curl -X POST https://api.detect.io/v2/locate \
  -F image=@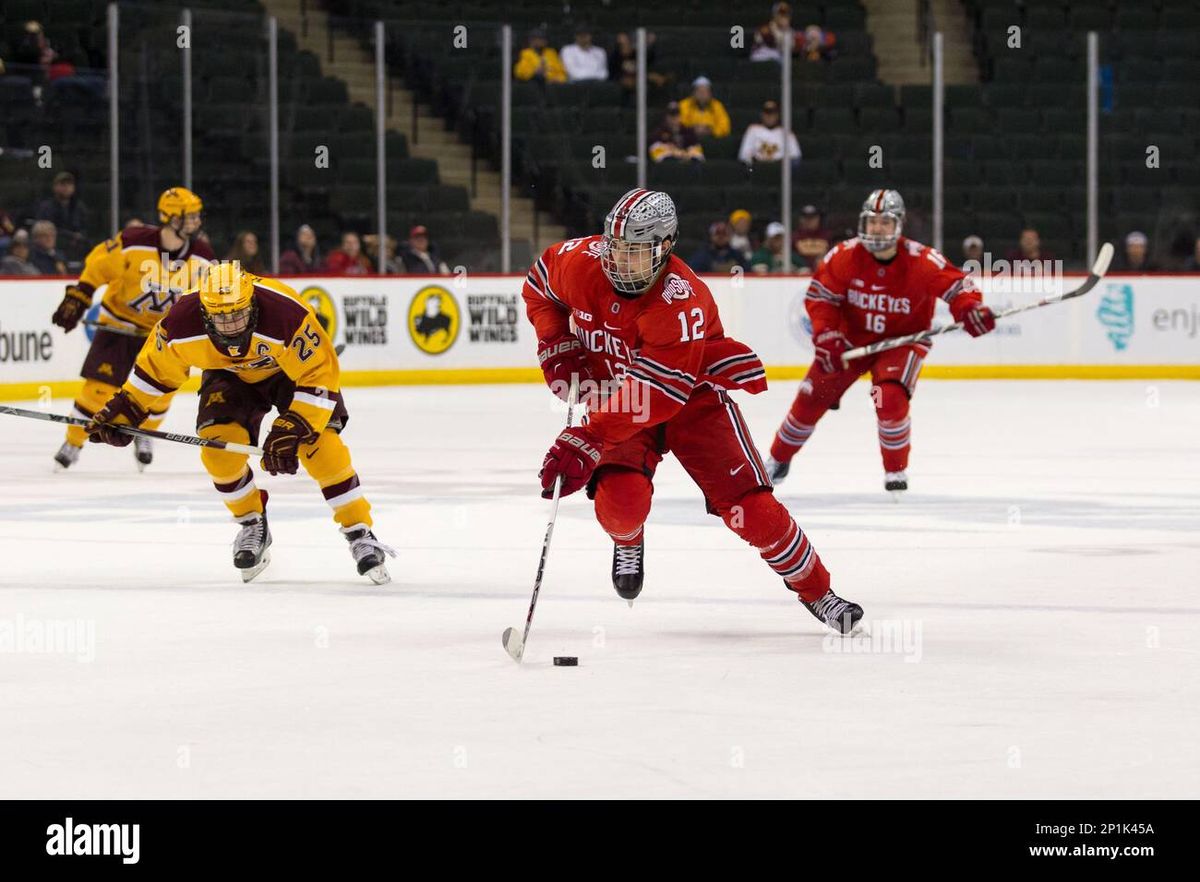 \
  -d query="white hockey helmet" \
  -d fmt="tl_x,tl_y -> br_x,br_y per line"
601,188 -> 678,295
858,189 -> 905,253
